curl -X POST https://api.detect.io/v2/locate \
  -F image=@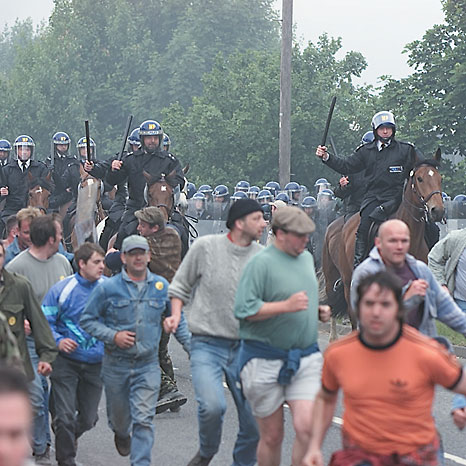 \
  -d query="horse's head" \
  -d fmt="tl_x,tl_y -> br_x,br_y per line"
408,148 -> 444,222
27,171 -> 53,212
143,170 -> 175,221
